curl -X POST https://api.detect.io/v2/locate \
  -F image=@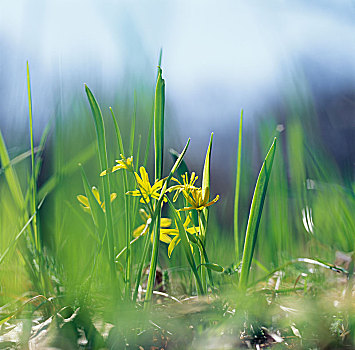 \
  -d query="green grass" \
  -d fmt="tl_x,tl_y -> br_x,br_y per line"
0,62 -> 354,349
